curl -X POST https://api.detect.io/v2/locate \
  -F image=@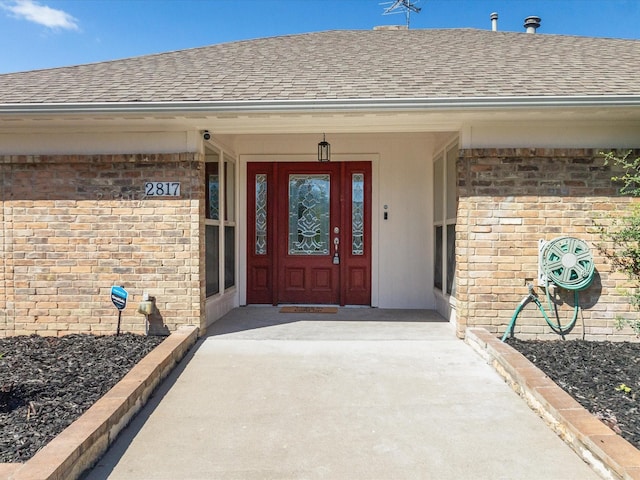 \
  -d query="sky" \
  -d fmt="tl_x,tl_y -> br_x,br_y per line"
0,0 -> 638,74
